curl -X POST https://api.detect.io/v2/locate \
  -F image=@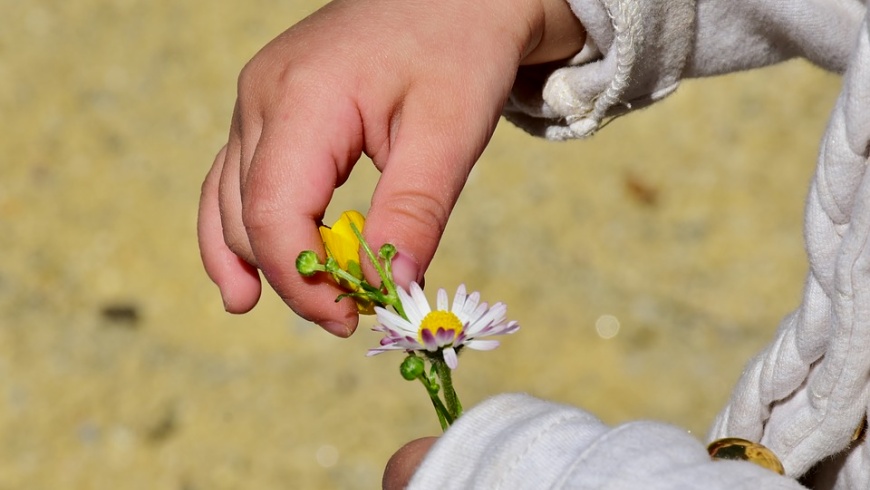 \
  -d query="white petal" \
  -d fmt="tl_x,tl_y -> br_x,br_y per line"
376,306 -> 417,335
366,345 -> 405,356
459,291 -> 480,319
465,301 -> 488,325
451,284 -> 467,315
399,285 -> 425,325
409,282 -> 432,318
466,303 -> 507,336
464,339 -> 500,351
493,320 -> 520,335
436,288 -> 449,311
443,347 -> 458,369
